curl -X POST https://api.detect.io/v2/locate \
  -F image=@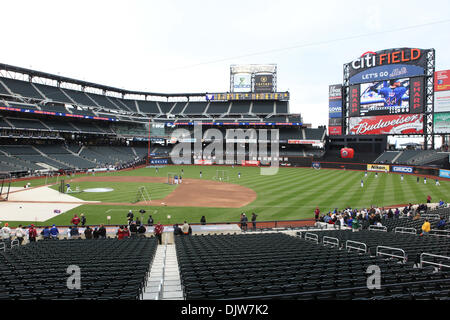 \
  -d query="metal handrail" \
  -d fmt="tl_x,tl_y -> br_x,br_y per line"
305,233 -> 319,244
376,246 -> 407,263
323,236 -> 339,248
420,214 -> 440,220
429,229 -> 450,238
420,253 -> 450,269
10,239 -> 19,249
394,227 -> 417,235
368,225 -> 387,232
346,240 -> 367,254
